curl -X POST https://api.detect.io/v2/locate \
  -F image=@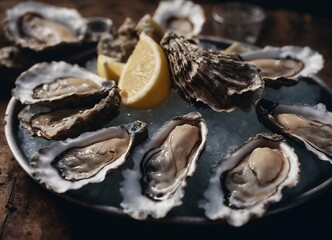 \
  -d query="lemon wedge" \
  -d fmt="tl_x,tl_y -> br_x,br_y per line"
97,54 -> 125,82
118,32 -> 171,109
